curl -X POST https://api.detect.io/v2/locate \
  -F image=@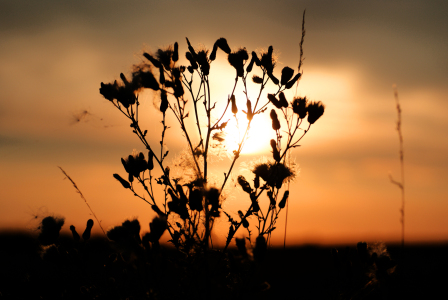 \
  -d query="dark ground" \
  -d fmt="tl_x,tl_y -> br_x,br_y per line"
0,231 -> 447,299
